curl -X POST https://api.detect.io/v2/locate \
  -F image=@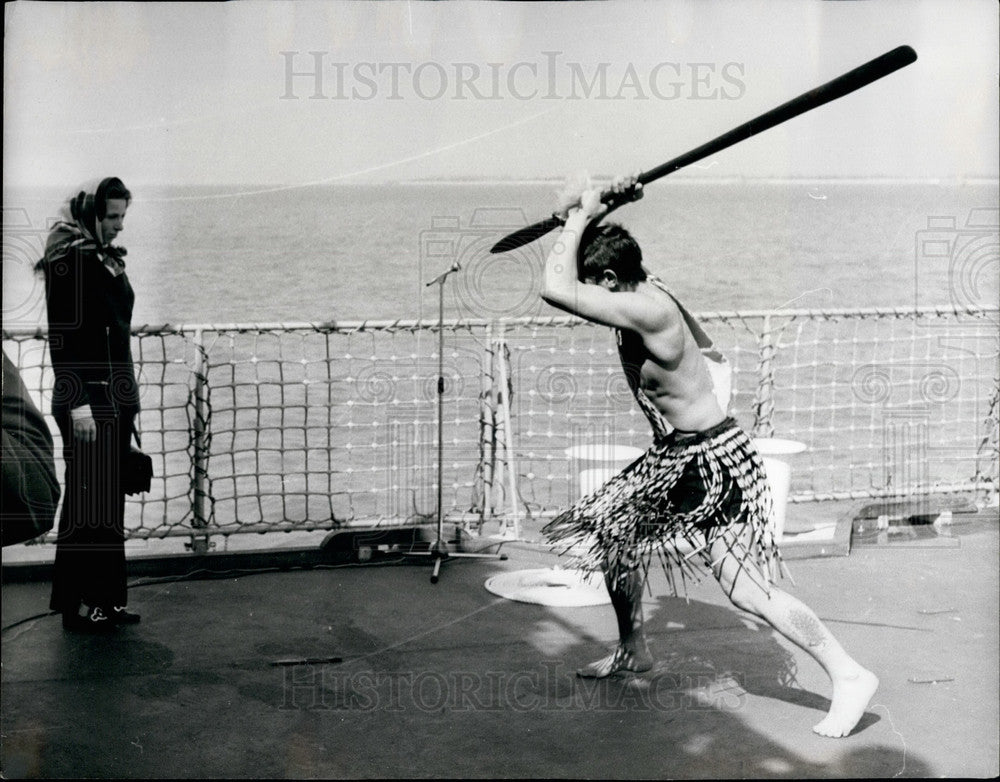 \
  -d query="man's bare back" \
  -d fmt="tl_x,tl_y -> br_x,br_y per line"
617,282 -> 726,433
